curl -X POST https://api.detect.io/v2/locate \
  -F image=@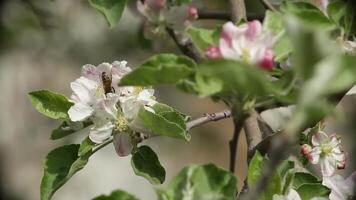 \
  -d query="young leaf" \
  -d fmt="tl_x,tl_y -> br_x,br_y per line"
292,172 -> 319,189
195,60 -> 271,97
285,15 -> 338,80
345,1 -> 356,36
137,103 -> 190,140
119,54 -> 196,86
131,146 -> 166,184
247,151 -> 264,187
156,164 -> 237,200
296,183 -> 330,199
28,90 -> 73,120
88,0 -> 127,28
187,27 -> 220,50
327,1 -> 347,28
40,144 -> 91,200
281,2 -> 334,29
263,11 -> 292,62
79,137 -> 97,157
93,189 -> 139,200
